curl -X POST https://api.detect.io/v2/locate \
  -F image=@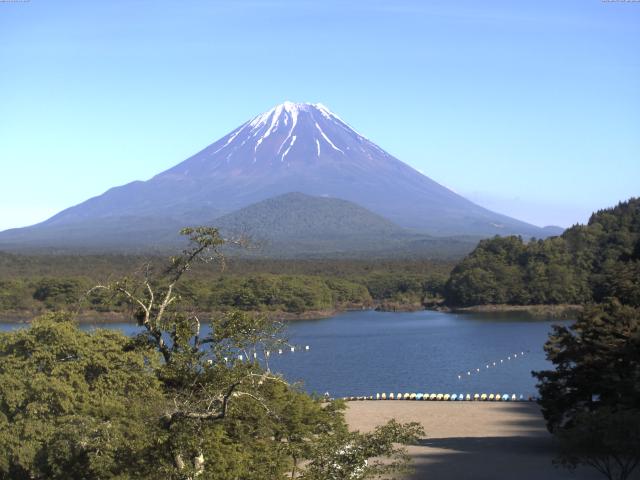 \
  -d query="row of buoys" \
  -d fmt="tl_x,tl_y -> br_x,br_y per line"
216,345 -> 311,363
457,351 -> 527,380
342,393 -> 533,402
267,345 -> 311,358
278,345 -> 311,355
